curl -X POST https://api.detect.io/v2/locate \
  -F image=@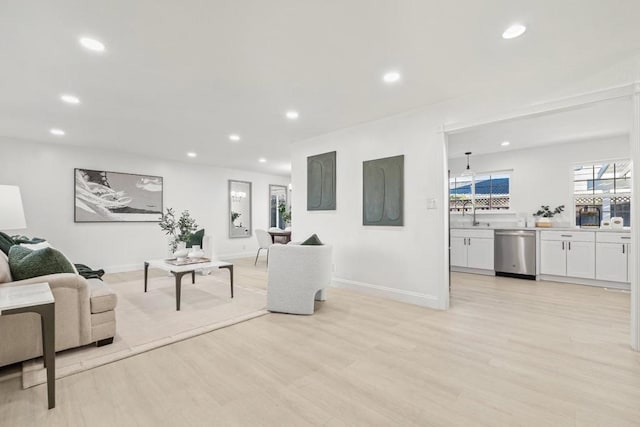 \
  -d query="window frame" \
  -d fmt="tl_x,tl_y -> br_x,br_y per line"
449,169 -> 512,213
572,158 -> 632,226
